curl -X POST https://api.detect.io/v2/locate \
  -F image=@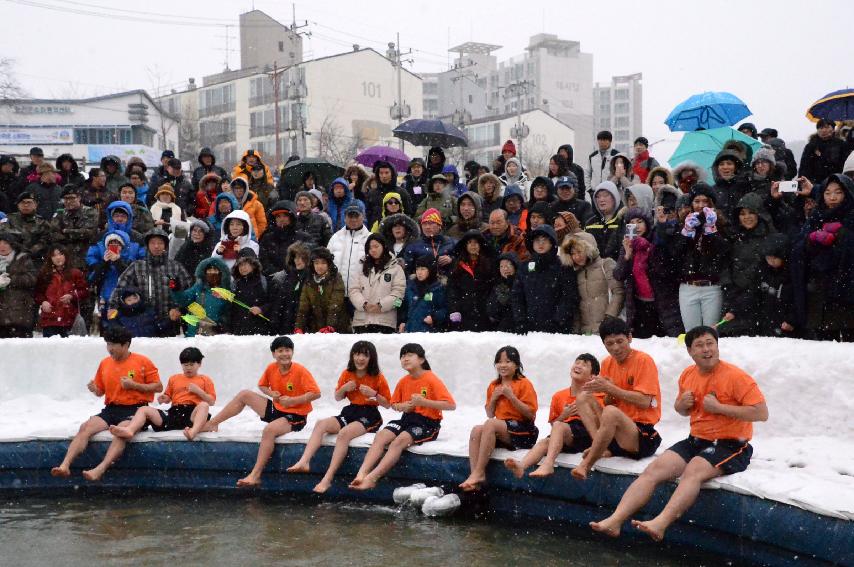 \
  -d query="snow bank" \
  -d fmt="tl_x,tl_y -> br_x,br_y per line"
1,332 -> 852,519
